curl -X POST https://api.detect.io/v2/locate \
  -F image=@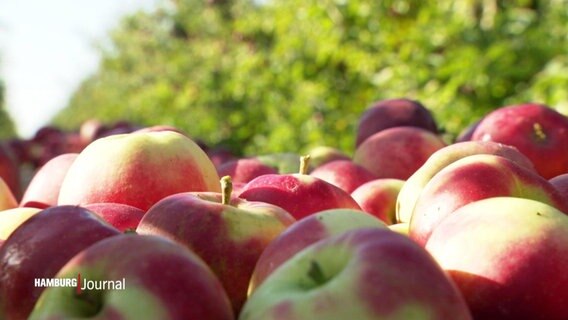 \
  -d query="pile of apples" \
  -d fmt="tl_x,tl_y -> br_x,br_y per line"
0,99 -> 567,320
